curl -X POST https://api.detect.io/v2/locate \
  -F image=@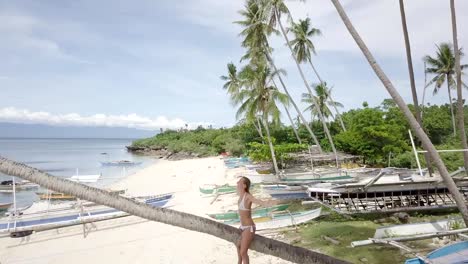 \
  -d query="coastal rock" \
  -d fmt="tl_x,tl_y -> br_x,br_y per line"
126,145 -> 205,161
